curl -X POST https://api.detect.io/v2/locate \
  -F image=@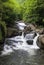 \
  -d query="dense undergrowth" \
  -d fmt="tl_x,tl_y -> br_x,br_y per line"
0,0 -> 44,26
